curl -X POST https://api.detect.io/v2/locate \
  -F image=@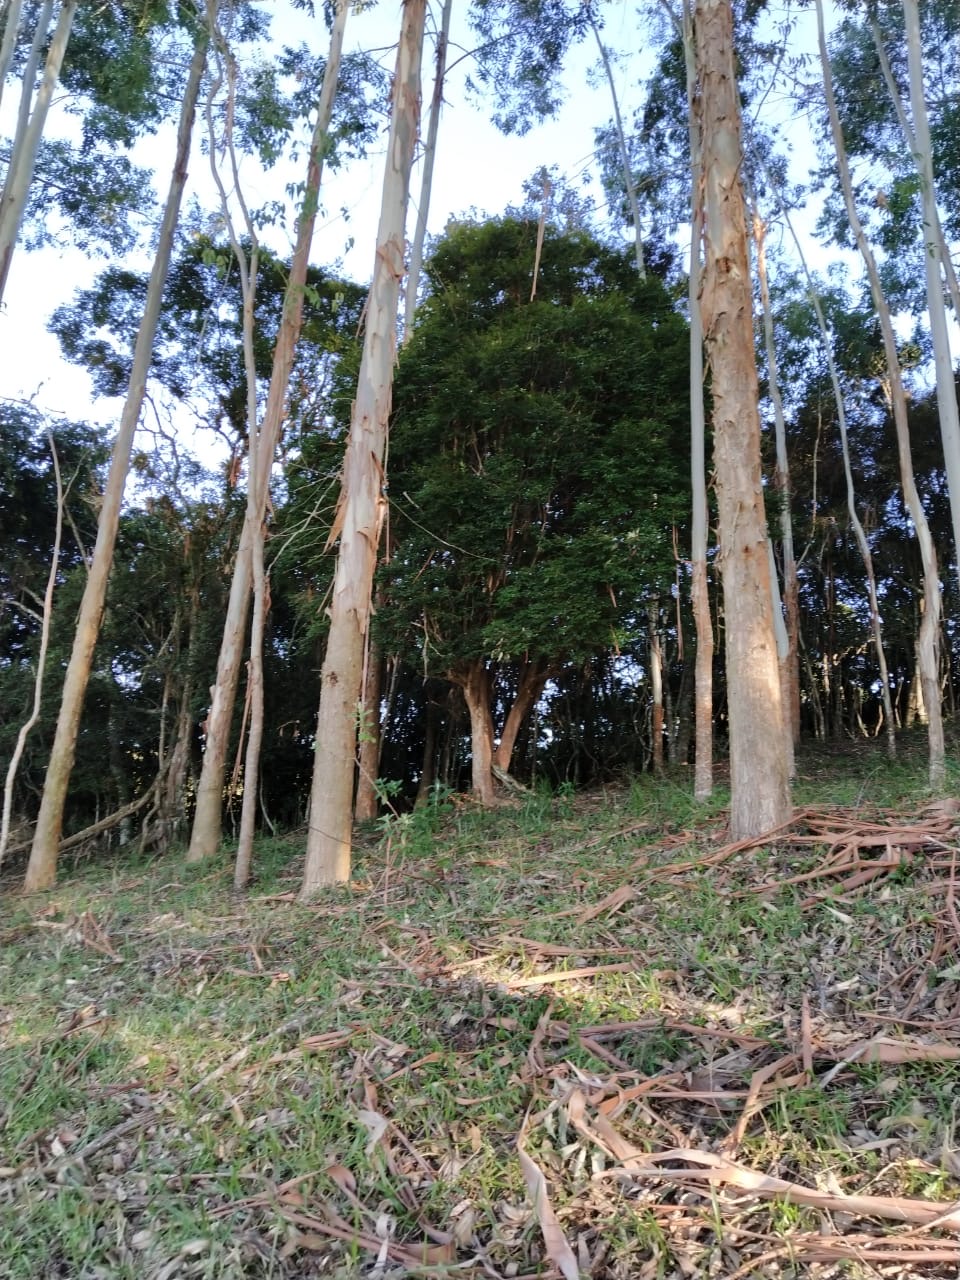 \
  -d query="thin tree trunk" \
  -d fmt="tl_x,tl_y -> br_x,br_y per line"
589,11 -> 644,278
403,0 -> 452,341
201,8 -> 265,890
648,601 -> 664,774
414,696 -> 440,807
188,0 -> 350,862
816,0 -> 944,788
766,540 -> 796,780
0,431 -> 62,866
754,211 -> 800,746
301,0 -> 425,896
24,34 -> 207,892
759,156 -> 897,762
458,662 -> 495,806
682,0 -> 713,803
354,637 -> 383,821
902,0 -> 960,584
694,0 -> 791,839
0,0 -> 25,115
0,0 -> 76,304
491,659 -> 551,774
871,20 -> 960,332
